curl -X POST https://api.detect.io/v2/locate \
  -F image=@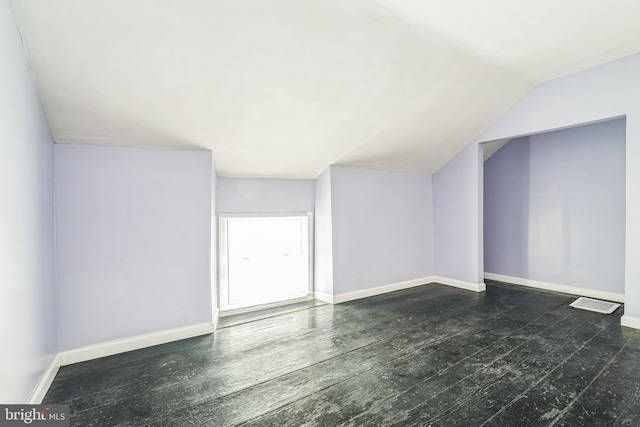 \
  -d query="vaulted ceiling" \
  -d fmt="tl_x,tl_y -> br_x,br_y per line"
10,0 -> 640,178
